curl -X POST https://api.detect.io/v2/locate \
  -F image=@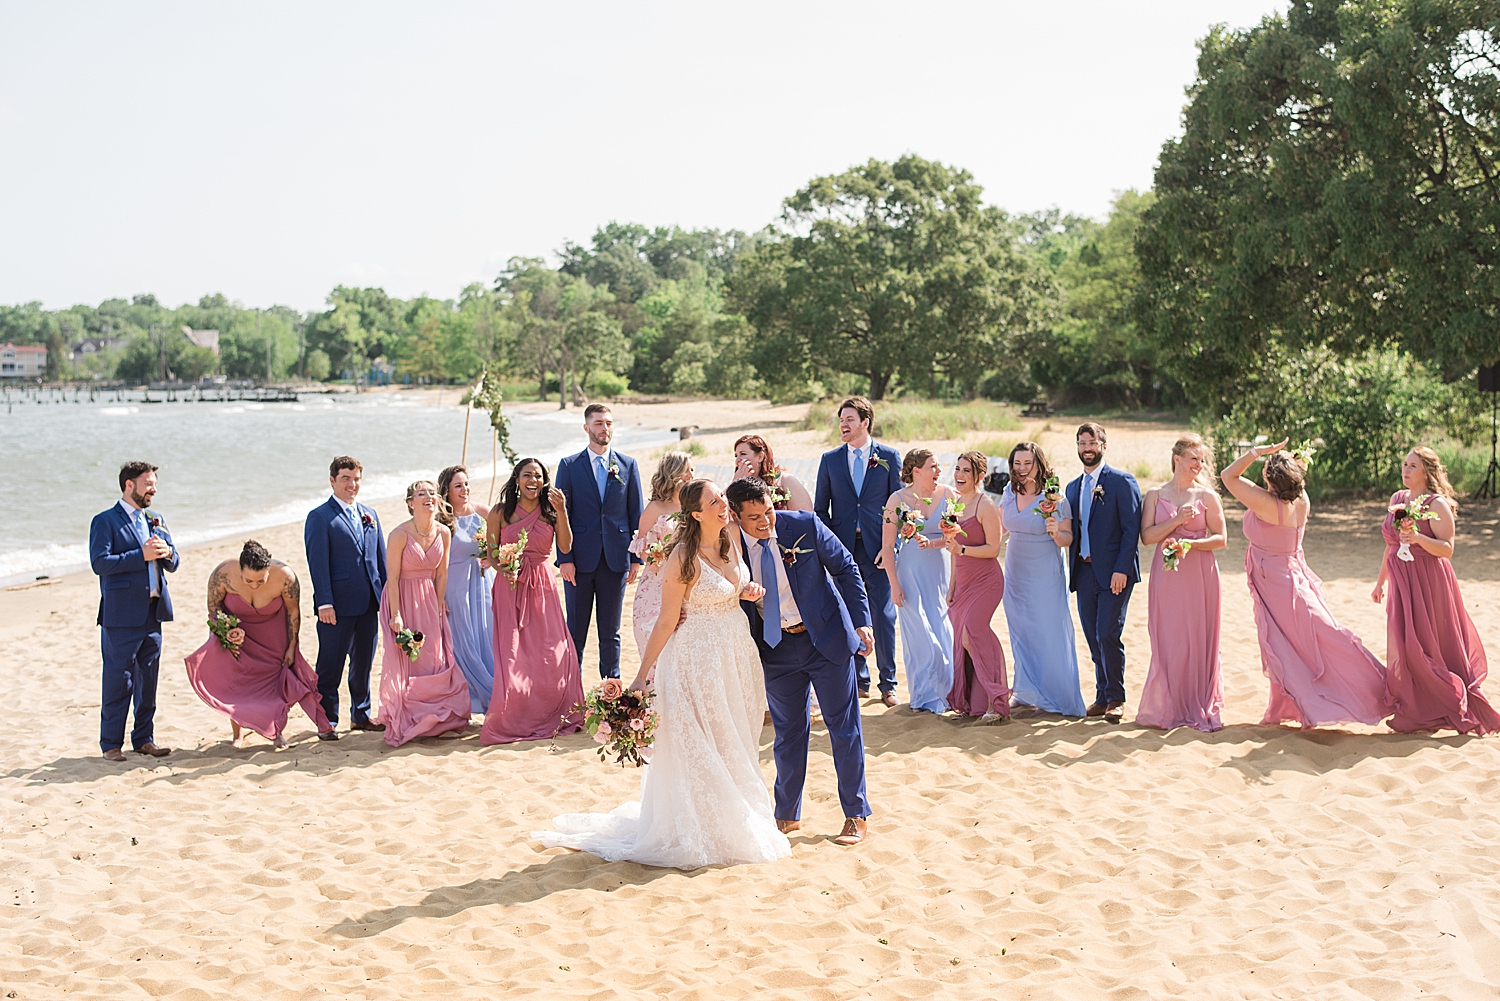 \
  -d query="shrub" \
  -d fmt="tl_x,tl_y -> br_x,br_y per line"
304,349 -> 331,382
